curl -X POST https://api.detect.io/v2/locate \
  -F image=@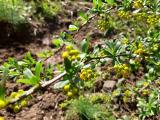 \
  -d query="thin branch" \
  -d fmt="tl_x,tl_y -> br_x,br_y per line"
41,71 -> 67,87
9,85 -> 39,104
85,53 -> 128,63
9,72 -> 67,104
